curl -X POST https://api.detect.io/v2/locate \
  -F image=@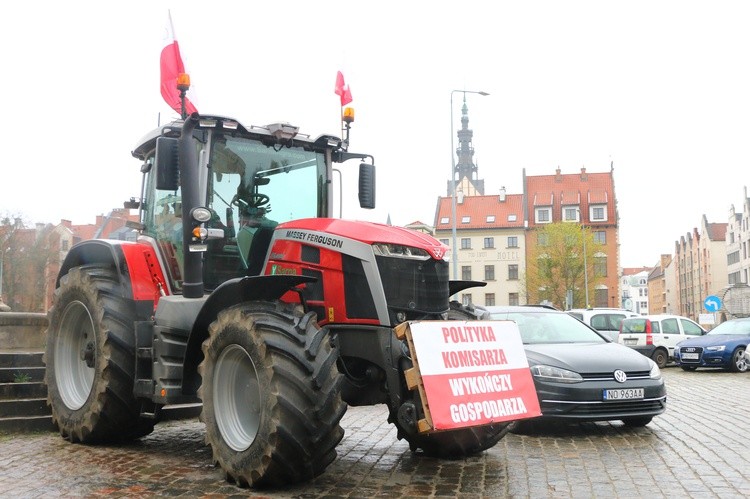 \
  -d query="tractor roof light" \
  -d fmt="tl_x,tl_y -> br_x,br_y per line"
267,122 -> 299,141
343,107 -> 355,123
177,73 -> 191,91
